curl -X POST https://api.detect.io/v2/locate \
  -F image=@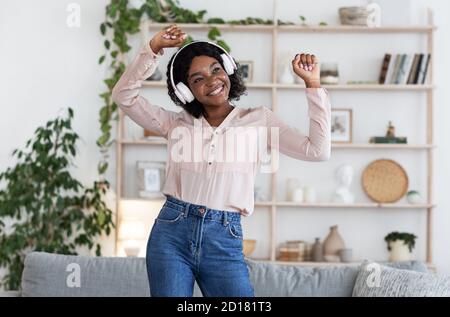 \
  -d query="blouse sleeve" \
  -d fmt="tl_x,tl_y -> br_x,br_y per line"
264,88 -> 331,161
111,43 -> 178,139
